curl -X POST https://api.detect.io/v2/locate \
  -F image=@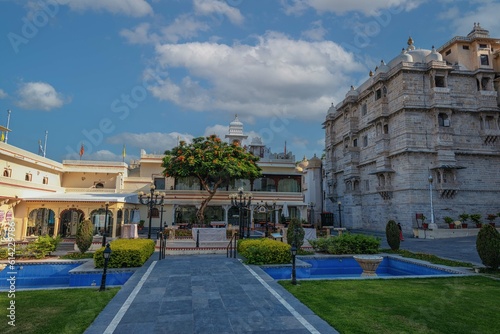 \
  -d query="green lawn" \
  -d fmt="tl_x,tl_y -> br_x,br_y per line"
0,288 -> 119,334
281,276 -> 500,334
